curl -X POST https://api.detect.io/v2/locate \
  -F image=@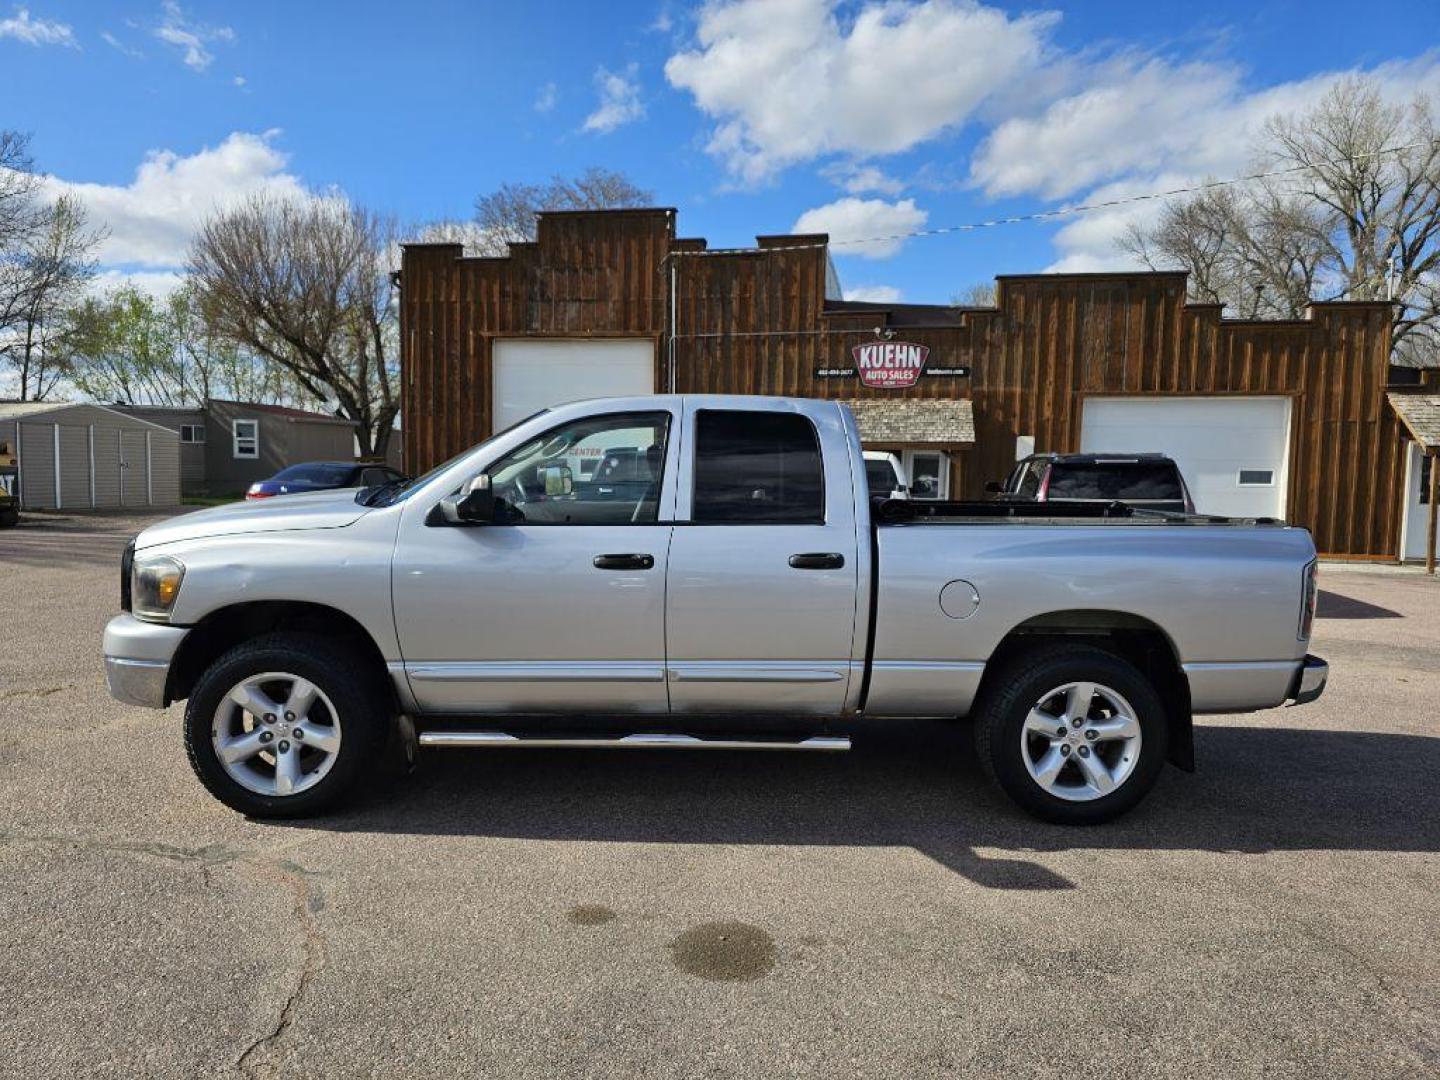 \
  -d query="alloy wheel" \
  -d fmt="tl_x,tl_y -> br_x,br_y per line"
211,671 -> 343,797
1020,680 -> 1142,802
